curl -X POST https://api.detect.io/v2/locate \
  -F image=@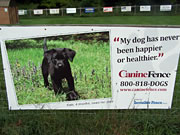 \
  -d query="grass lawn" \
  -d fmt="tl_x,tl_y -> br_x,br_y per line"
6,35 -> 111,105
19,15 -> 180,25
